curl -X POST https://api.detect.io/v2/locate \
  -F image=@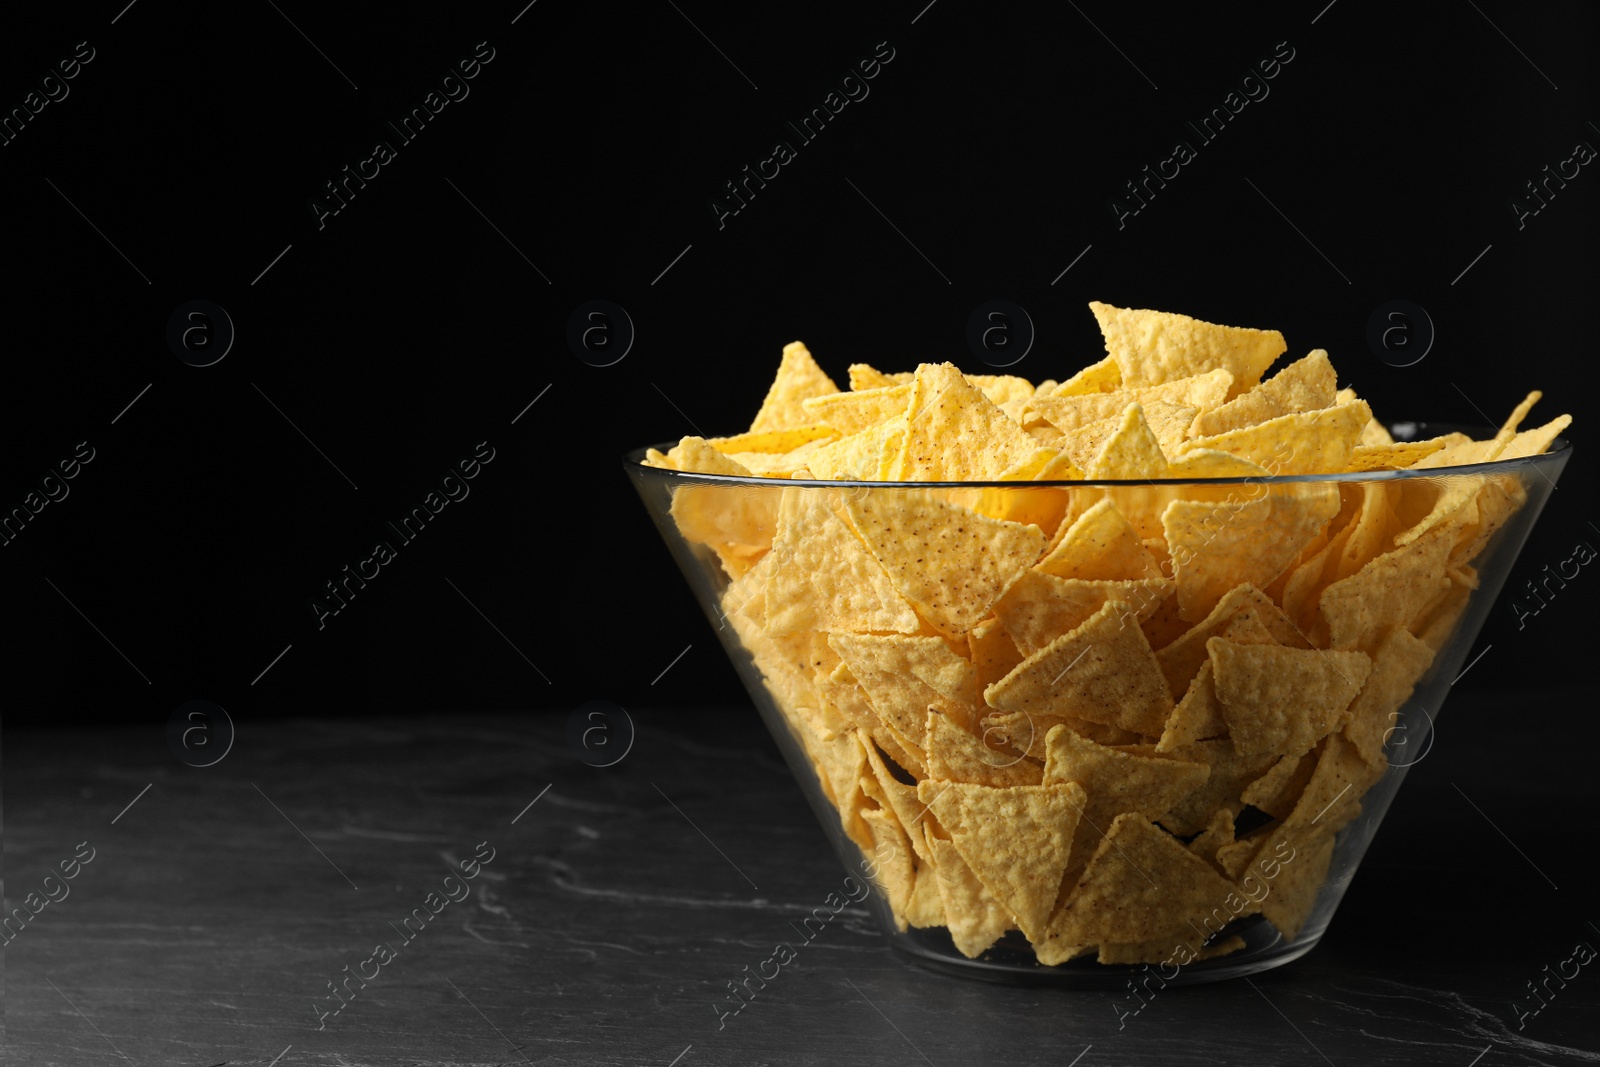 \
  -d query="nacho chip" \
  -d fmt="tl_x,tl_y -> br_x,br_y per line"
829,633 -> 983,744
1347,439 -> 1449,471
1152,738 -> 1281,836
985,600 -> 1174,737
1153,583 -> 1307,698
1042,725 -> 1210,870
1155,661 -> 1229,752
1258,832 -> 1334,942
1341,626 -> 1435,768
925,708 -> 1042,788
1089,302 -> 1286,399
1052,355 -> 1122,397
1028,369 -> 1233,433
1190,350 -> 1337,437
967,617 -> 1025,689
860,806 -> 918,930
751,341 -> 840,432
1164,484 -> 1340,622
1084,403 -> 1173,480
1046,812 -> 1245,949
710,424 -> 838,455
1182,401 -> 1371,474
917,780 -> 1087,942
765,489 -> 920,635
1208,639 -> 1372,757
846,490 -> 1045,634
1320,511 -> 1465,652
891,362 -> 1040,481
1036,498 -> 1164,581
803,415 -> 908,481
849,363 -> 913,391
927,833 -> 1014,958
1239,749 -> 1316,819
995,571 -> 1171,656
801,383 -> 911,436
